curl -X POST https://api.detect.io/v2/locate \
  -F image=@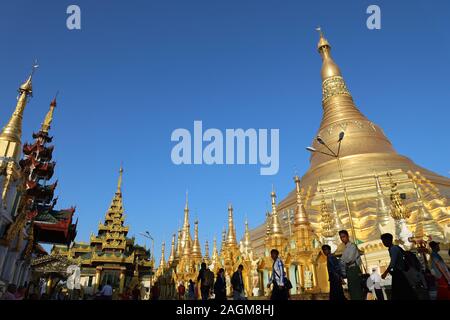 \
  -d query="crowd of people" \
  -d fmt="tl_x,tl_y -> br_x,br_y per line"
170,249 -> 291,301
323,230 -> 450,301
2,231 -> 448,301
